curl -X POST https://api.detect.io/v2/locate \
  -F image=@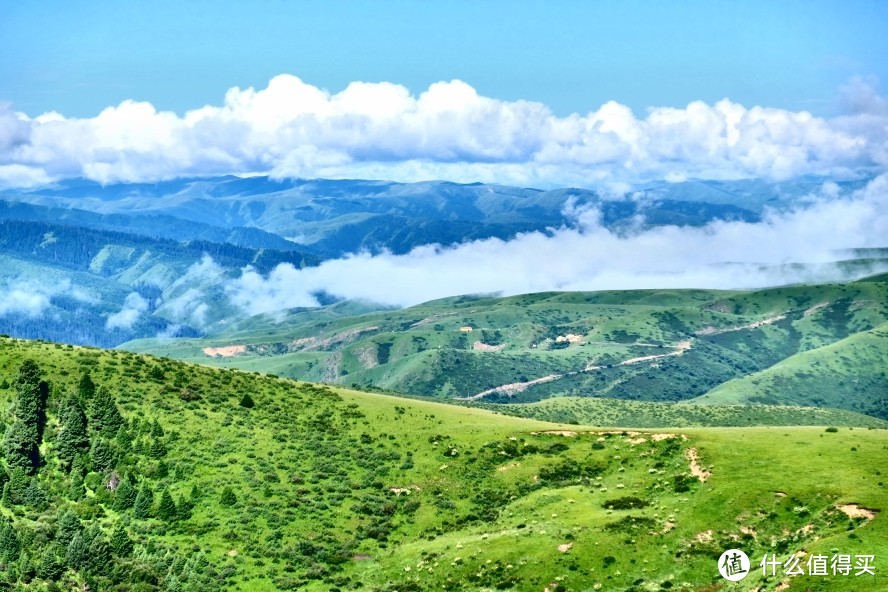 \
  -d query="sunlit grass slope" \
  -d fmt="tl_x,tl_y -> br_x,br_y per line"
0,337 -> 885,591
